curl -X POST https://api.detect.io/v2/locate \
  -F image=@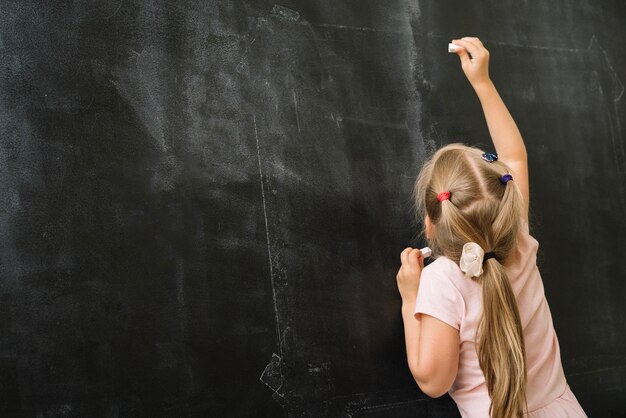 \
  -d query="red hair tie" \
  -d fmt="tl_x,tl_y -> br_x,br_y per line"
437,191 -> 451,202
